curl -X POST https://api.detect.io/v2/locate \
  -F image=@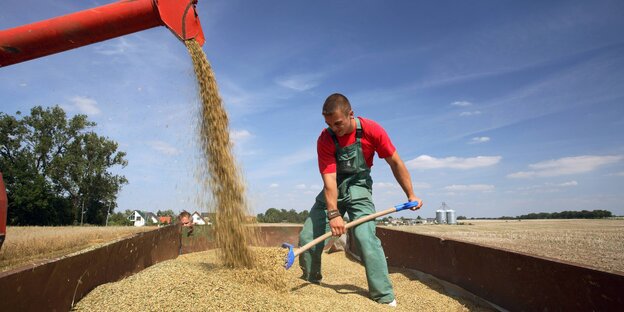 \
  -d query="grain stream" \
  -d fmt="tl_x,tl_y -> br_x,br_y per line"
185,39 -> 256,268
